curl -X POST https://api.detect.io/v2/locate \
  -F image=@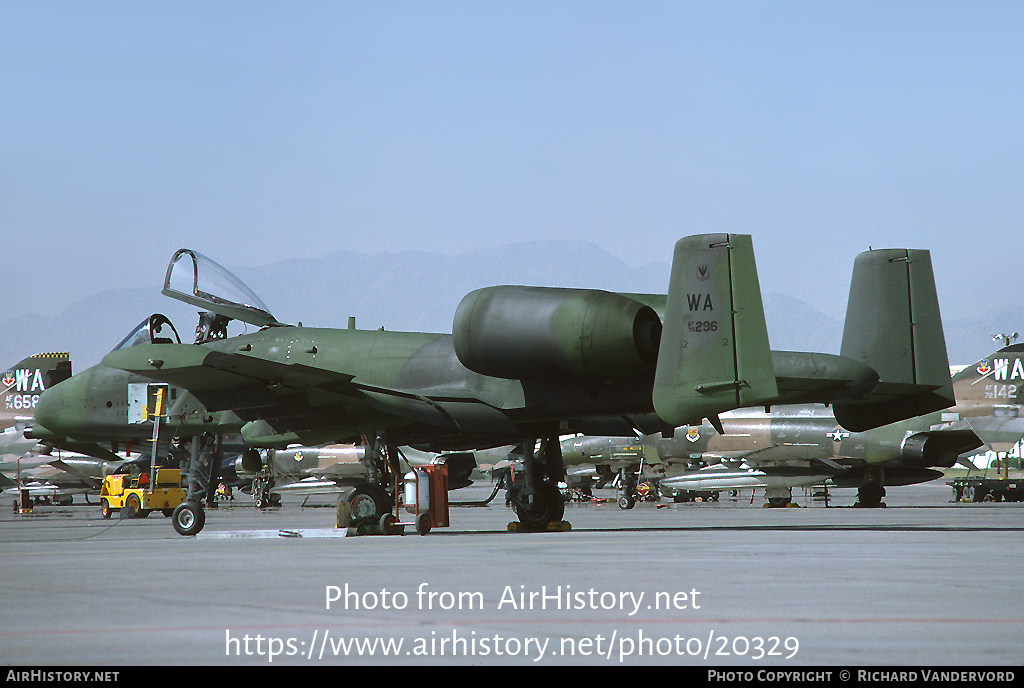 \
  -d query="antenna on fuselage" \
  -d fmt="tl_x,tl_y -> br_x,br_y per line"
992,333 -> 1019,348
